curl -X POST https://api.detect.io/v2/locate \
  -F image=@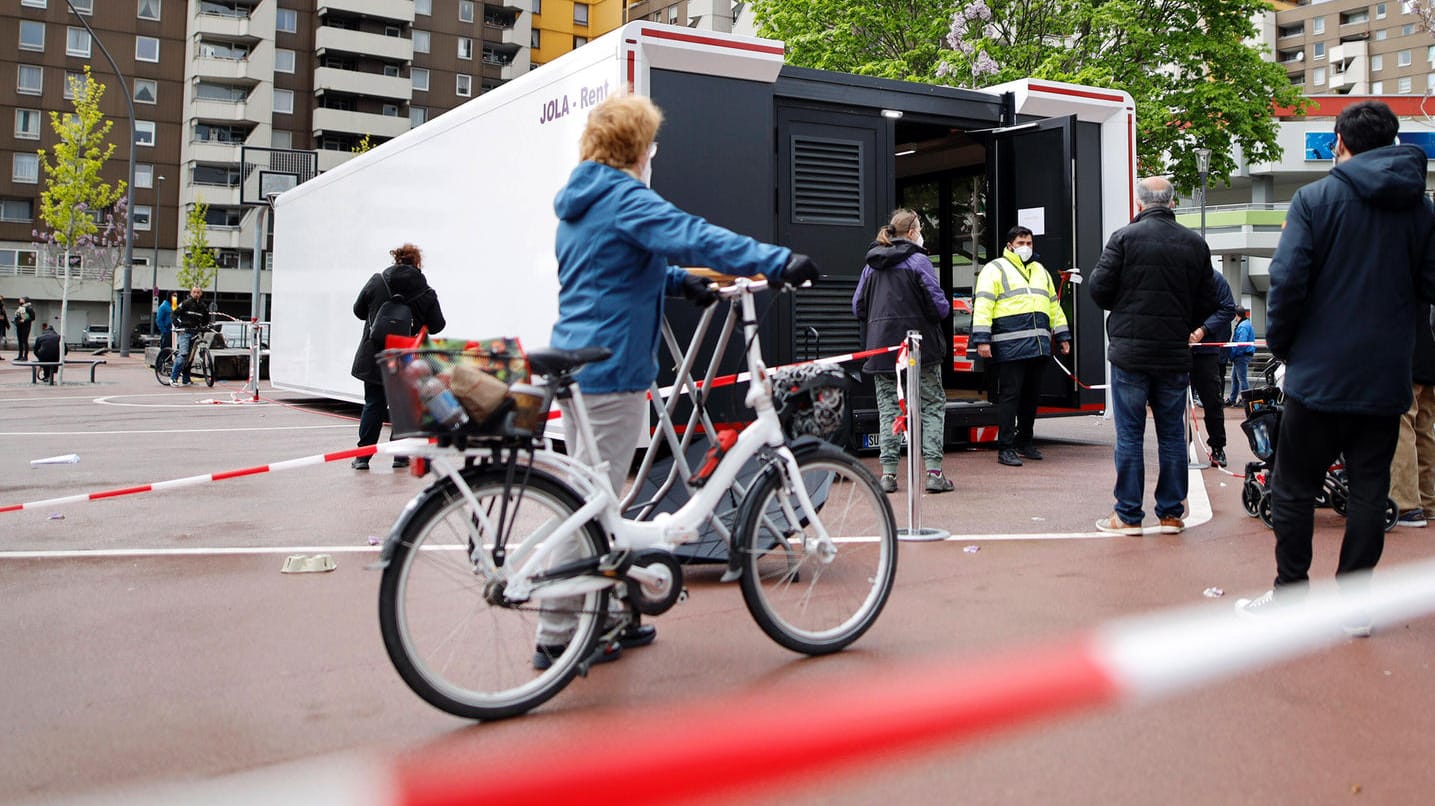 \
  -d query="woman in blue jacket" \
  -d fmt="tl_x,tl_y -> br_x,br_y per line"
539,94 -> 819,669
